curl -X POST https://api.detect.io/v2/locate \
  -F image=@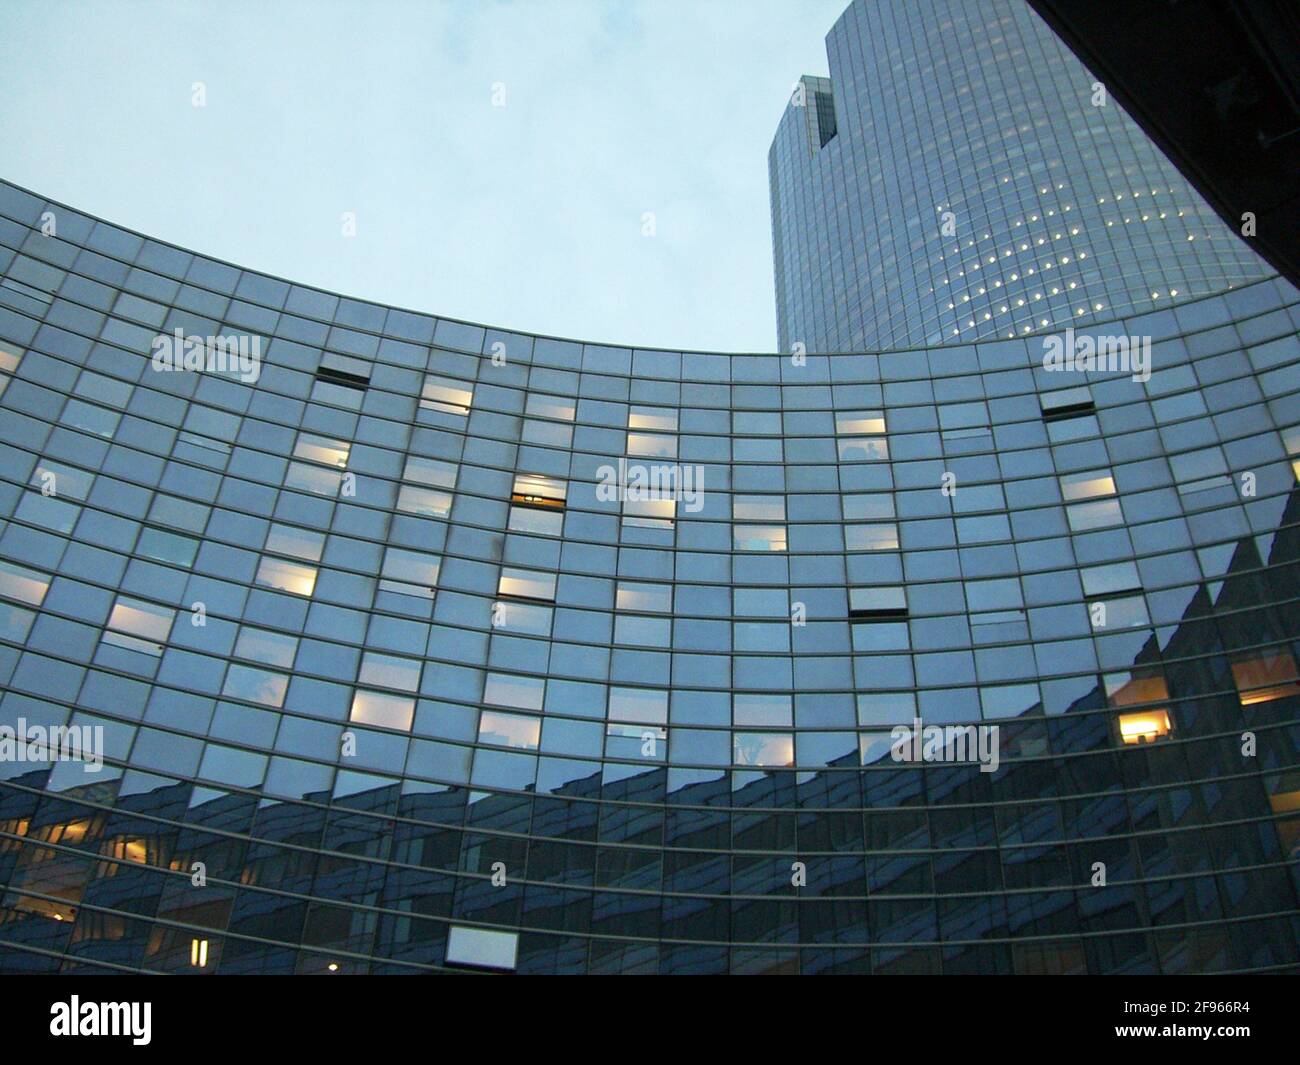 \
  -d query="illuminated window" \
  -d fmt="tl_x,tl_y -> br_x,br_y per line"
293,432 -> 350,468
627,432 -> 677,458
445,926 -> 517,971
1283,425 -> 1300,481
0,560 -> 50,606
420,374 -> 473,415
497,567 -> 556,602
836,409 -> 886,435
616,581 -> 672,613
349,690 -> 414,731
1060,469 -> 1116,501
623,497 -> 676,529
1231,649 -> 1300,705
1118,709 -> 1172,744
103,596 -> 174,656
628,406 -> 678,432
511,473 -> 566,509
255,557 -> 317,596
